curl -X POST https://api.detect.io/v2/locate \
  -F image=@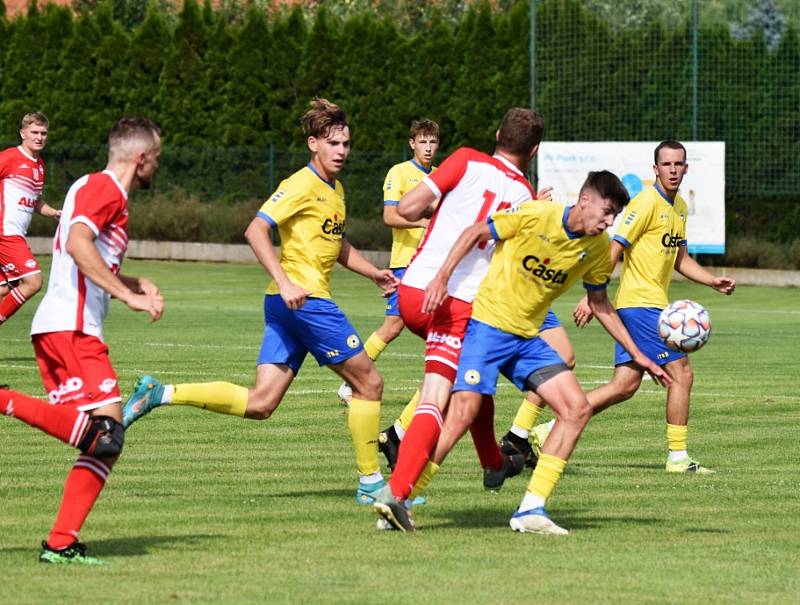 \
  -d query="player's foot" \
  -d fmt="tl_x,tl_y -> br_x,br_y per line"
355,479 -> 386,505
378,426 -> 400,471
665,456 -> 716,474
531,422 -> 552,456
122,375 -> 166,428
500,432 -> 538,469
39,541 -> 106,565
509,507 -> 568,535
337,381 -> 352,406
483,453 -> 525,492
373,485 -> 415,532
